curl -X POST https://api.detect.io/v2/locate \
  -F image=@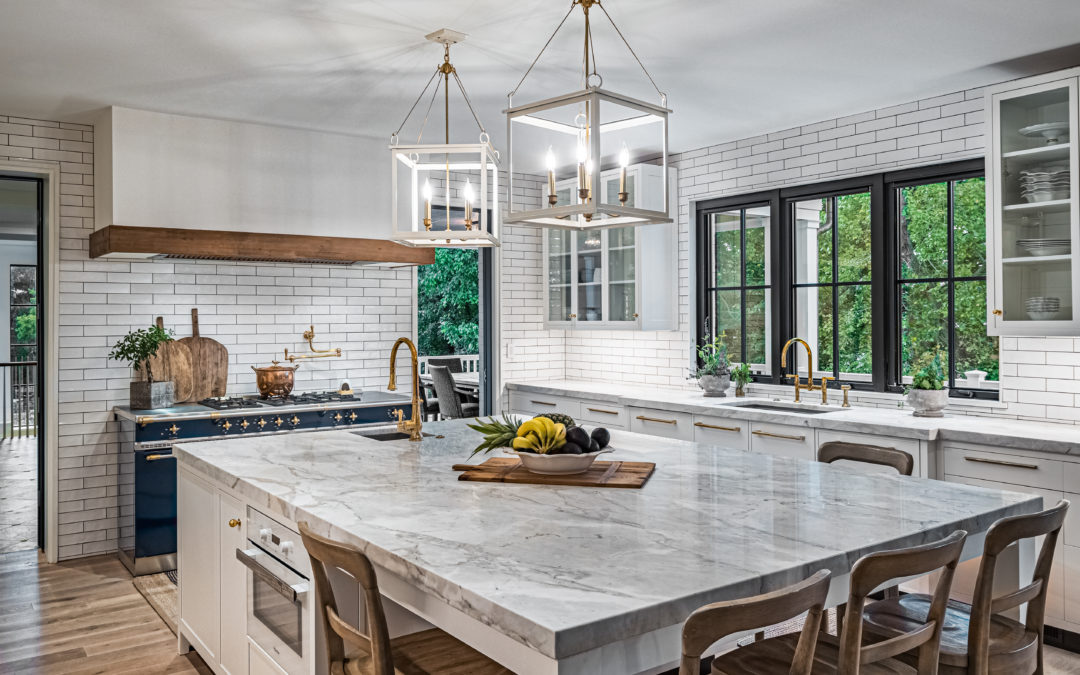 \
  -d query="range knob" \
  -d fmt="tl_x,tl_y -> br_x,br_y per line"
280,541 -> 294,555
259,528 -> 272,541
